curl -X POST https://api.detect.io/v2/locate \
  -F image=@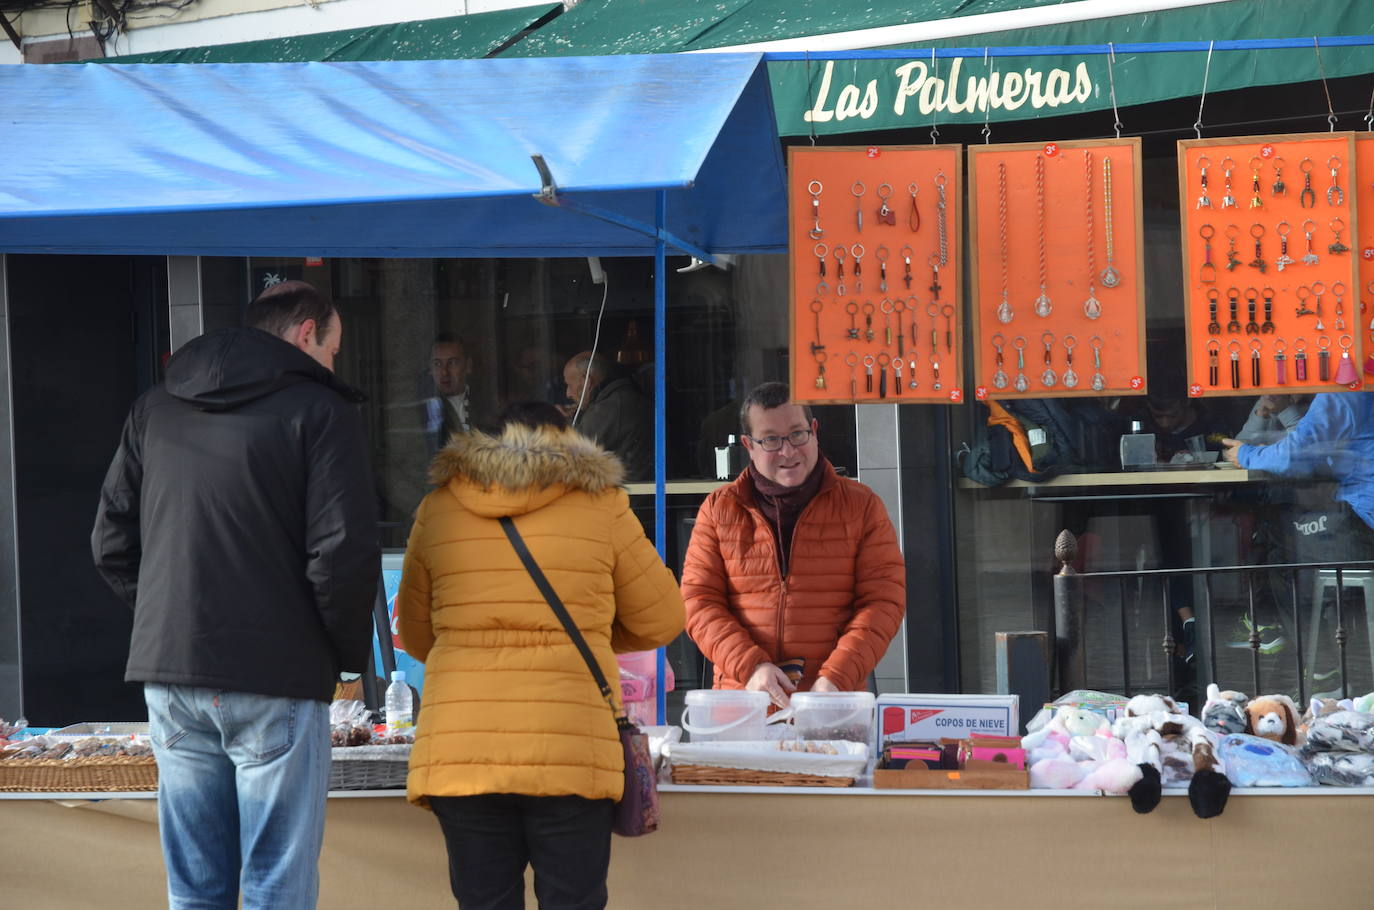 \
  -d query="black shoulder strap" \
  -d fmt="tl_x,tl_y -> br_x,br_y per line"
499,516 -> 622,718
